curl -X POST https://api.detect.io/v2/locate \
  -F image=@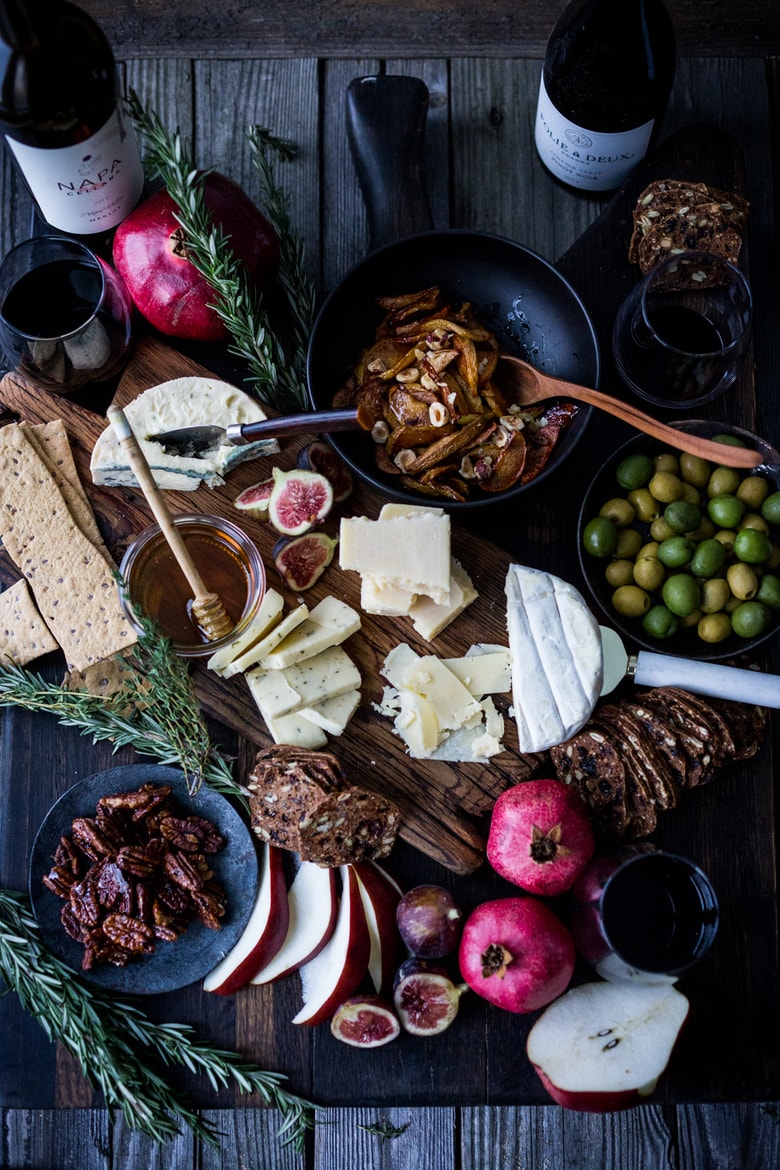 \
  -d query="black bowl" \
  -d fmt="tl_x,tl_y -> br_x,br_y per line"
29,764 -> 258,994
578,421 -> 780,662
307,229 -> 600,510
